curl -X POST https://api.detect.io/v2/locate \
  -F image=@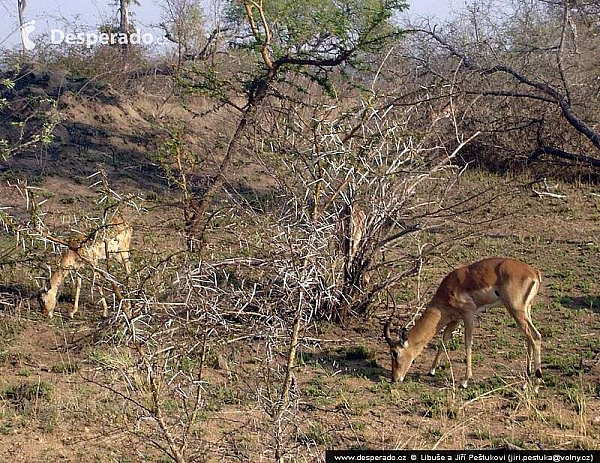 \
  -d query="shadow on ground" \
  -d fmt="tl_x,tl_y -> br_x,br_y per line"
297,348 -> 388,382
559,295 -> 600,313
0,283 -> 37,299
